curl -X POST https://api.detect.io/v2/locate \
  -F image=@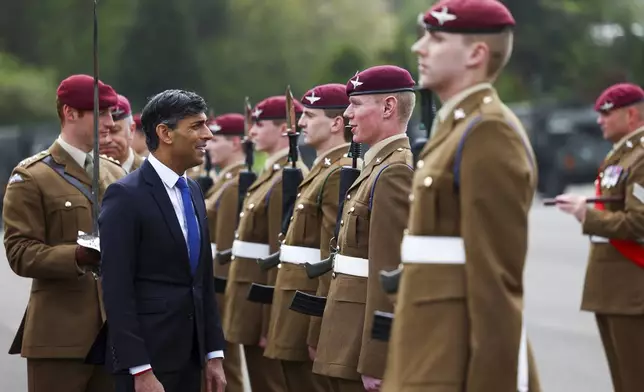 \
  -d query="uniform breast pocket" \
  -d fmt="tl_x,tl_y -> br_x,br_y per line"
45,194 -> 93,243
413,171 -> 459,235
346,201 -> 370,249
291,200 -> 320,245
